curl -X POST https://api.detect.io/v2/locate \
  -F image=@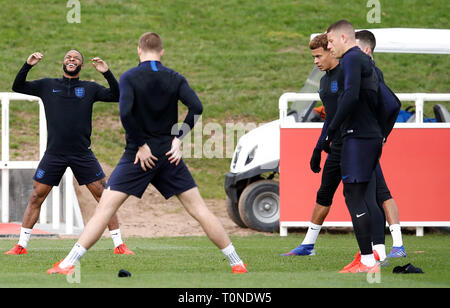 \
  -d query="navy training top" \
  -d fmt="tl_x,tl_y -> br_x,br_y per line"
119,60 -> 203,158
327,46 -> 382,139
12,62 -> 119,155
315,63 -> 344,150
